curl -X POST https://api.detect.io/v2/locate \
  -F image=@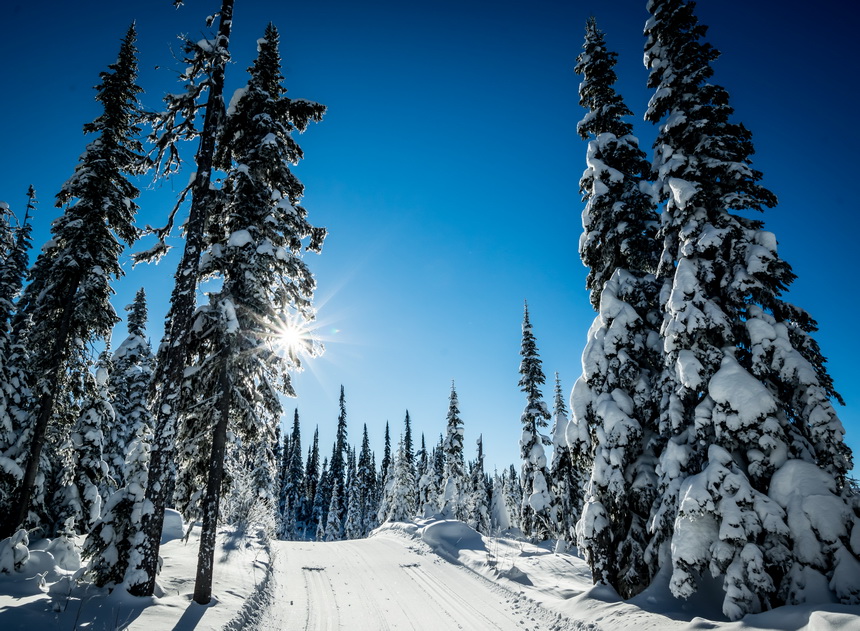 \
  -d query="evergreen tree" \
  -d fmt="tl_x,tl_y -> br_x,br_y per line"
129,1 -> 235,598
432,435 -> 445,508
311,458 -> 330,540
343,473 -> 362,539
571,18 -> 662,598
303,426 -> 320,534
503,464 -> 522,531
466,436 -> 490,534
518,303 -> 553,540
0,189 -> 34,515
327,386 -> 349,535
548,374 -> 577,543
380,421 -> 392,491
356,424 -> 376,536
1,25 -> 145,539
177,23 -> 325,603
84,309 -> 154,588
280,409 -> 304,539
577,19 -> 658,310
403,410 -> 414,474
378,436 -> 416,523
441,382 -> 466,520
106,289 -> 154,491
323,482 -> 343,542
489,470 -> 511,533
643,0 -> 858,617
416,435 -> 437,517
